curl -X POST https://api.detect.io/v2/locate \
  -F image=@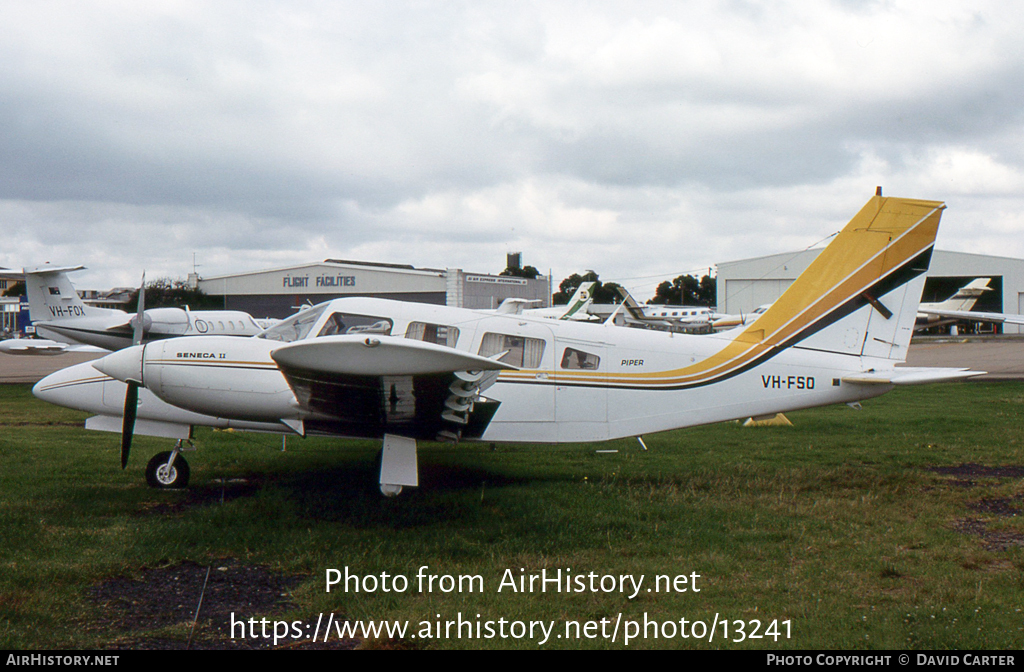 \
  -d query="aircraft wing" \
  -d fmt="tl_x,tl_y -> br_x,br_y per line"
918,308 -> 1024,326
270,335 -> 517,441
0,338 -> 108,356
842,367 -> 985,386
0,338 -> 70,356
